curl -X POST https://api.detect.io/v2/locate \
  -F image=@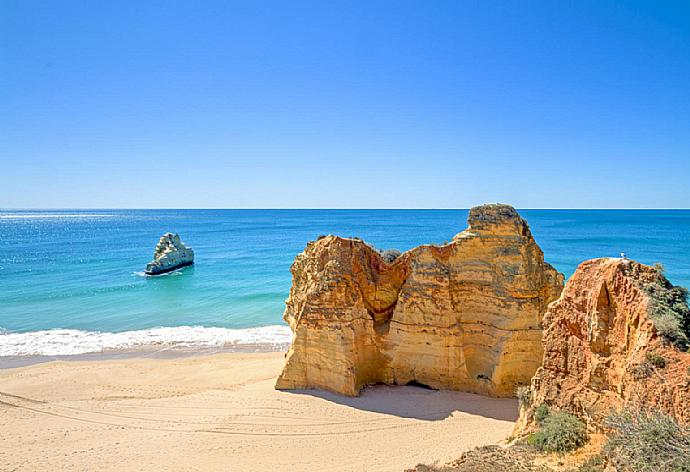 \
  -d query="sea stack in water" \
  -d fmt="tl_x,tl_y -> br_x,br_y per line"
145,233 -> 194,275
275,204 -> 564,397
